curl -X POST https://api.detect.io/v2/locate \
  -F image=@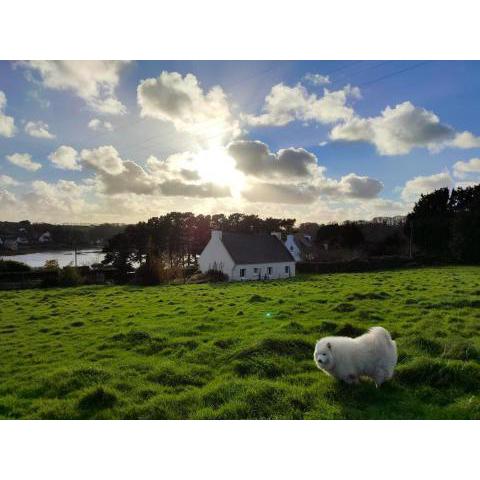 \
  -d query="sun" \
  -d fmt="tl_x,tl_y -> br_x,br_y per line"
193,147 -> 246,197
